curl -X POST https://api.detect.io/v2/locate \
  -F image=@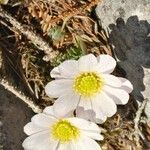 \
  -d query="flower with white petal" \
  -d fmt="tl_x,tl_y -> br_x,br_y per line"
45,54 -> 133,123
23,106 -> 103,150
